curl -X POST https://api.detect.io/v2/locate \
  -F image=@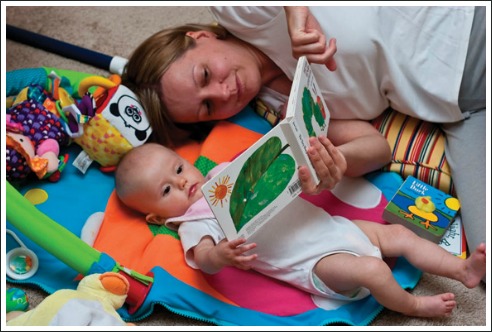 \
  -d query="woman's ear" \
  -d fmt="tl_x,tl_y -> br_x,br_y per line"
186,30 -> 216,40
146,213 -> 165,225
